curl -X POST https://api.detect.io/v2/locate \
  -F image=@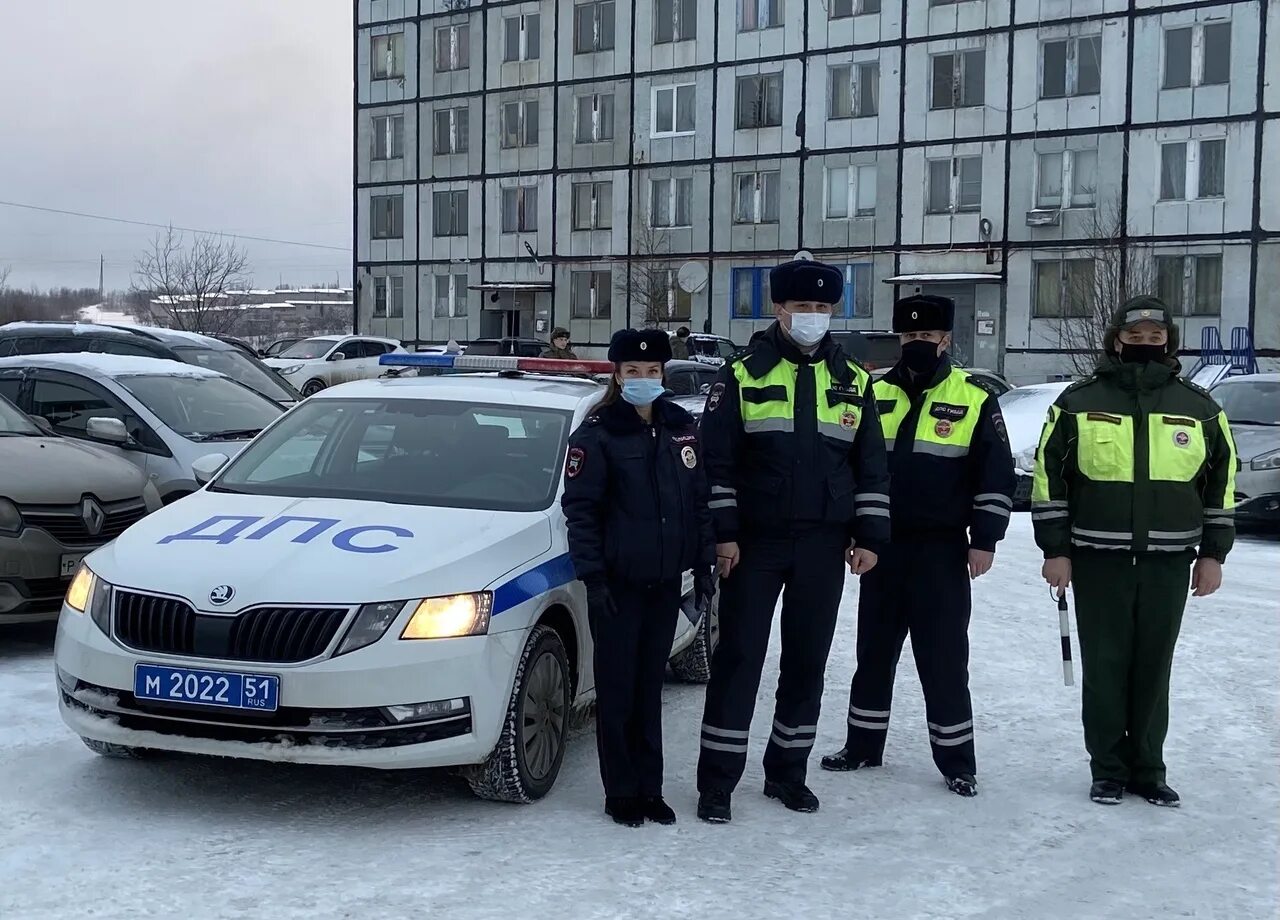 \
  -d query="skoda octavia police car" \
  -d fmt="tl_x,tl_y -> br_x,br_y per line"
54,354 -> 717,802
